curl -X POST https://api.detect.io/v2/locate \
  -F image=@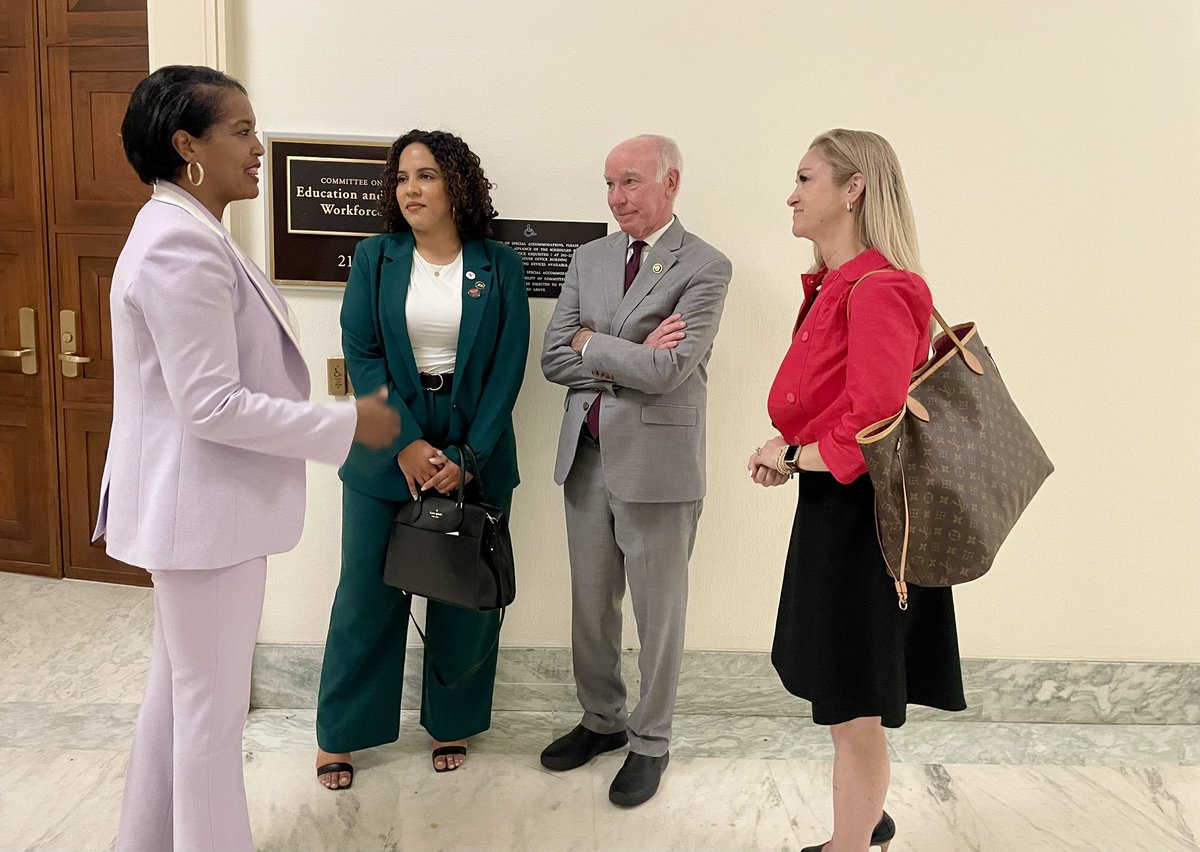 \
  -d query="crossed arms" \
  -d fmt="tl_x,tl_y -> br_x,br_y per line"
541,253 -> 732,394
